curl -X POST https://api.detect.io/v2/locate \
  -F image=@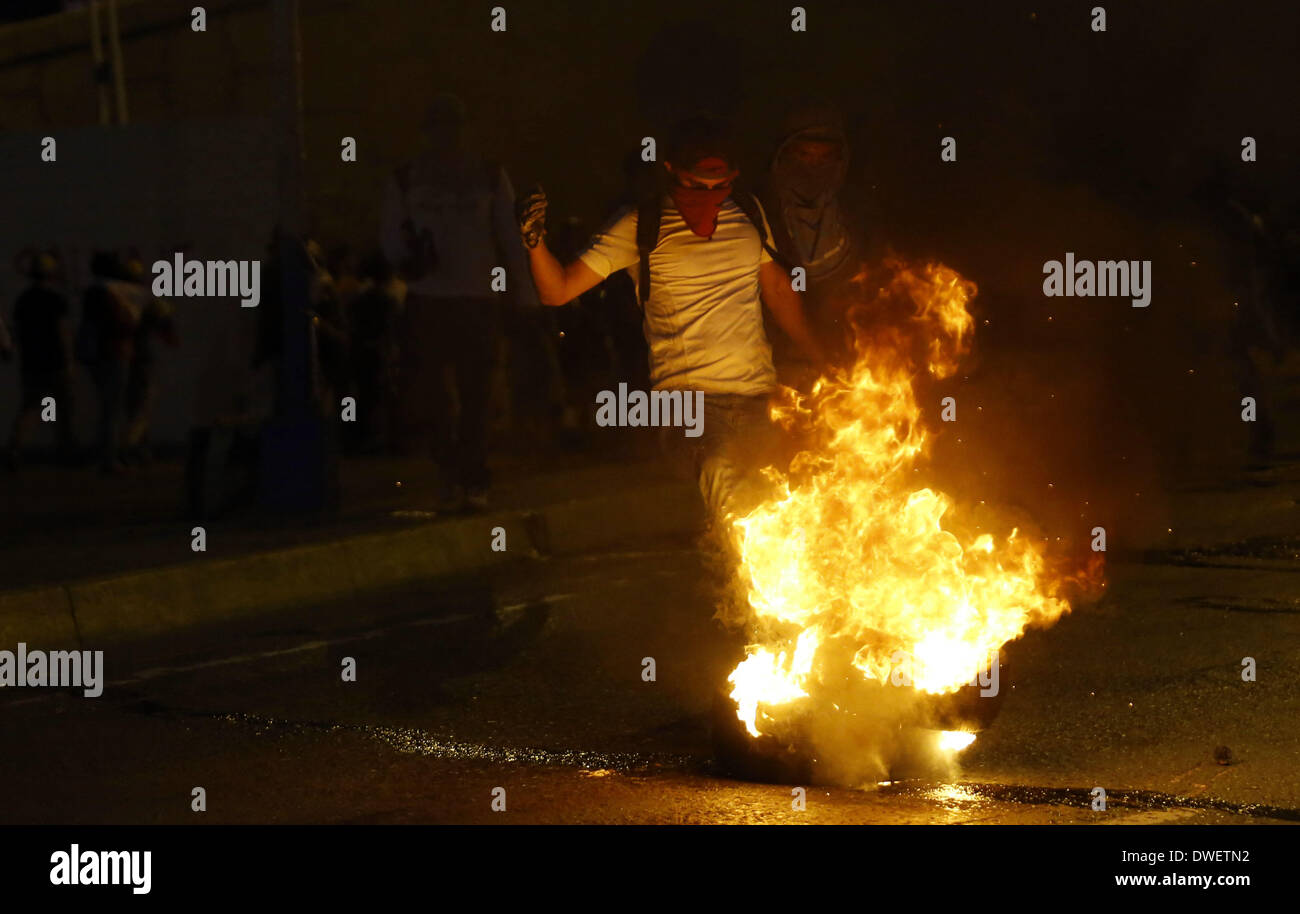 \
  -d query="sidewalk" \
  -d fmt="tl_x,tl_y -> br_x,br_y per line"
0,452 -> 704,650
0,451 -> 683,586
3,443 -> 1298,653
